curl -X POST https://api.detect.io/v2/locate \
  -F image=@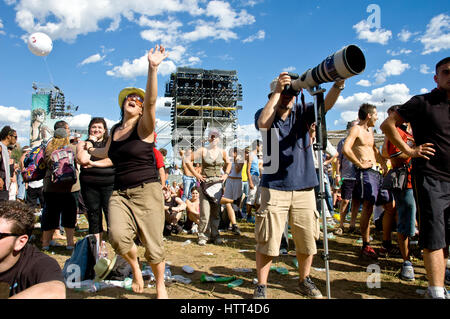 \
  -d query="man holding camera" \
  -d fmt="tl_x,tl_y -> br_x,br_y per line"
253,72 -> 344,299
